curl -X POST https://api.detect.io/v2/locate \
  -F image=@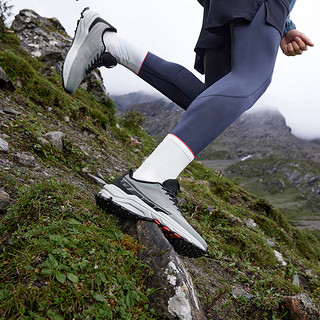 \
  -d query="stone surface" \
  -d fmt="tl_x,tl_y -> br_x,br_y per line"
11,9 -> 108,101
3,107 -> 21,115
16,151 -> 36,167
0,138 -> 9,152
0,67 -> 15,91
11,9 -> 68,72
231,286 -> 253,300
267,239 -> 276,247
0,189 -> 10,212
43,131 -> 65,150
293,272 -> 300,287
122,219 -> 206,320
245,218 -> 257,230
274,250 -> 287,267
282,293 -> 320,320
